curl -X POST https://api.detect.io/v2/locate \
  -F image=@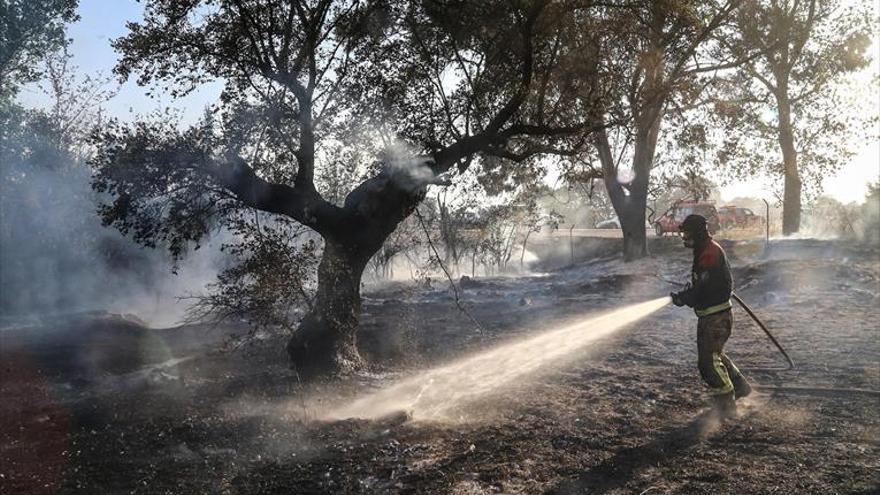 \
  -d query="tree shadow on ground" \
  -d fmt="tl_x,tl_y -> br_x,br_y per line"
547,410 -> 719,495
